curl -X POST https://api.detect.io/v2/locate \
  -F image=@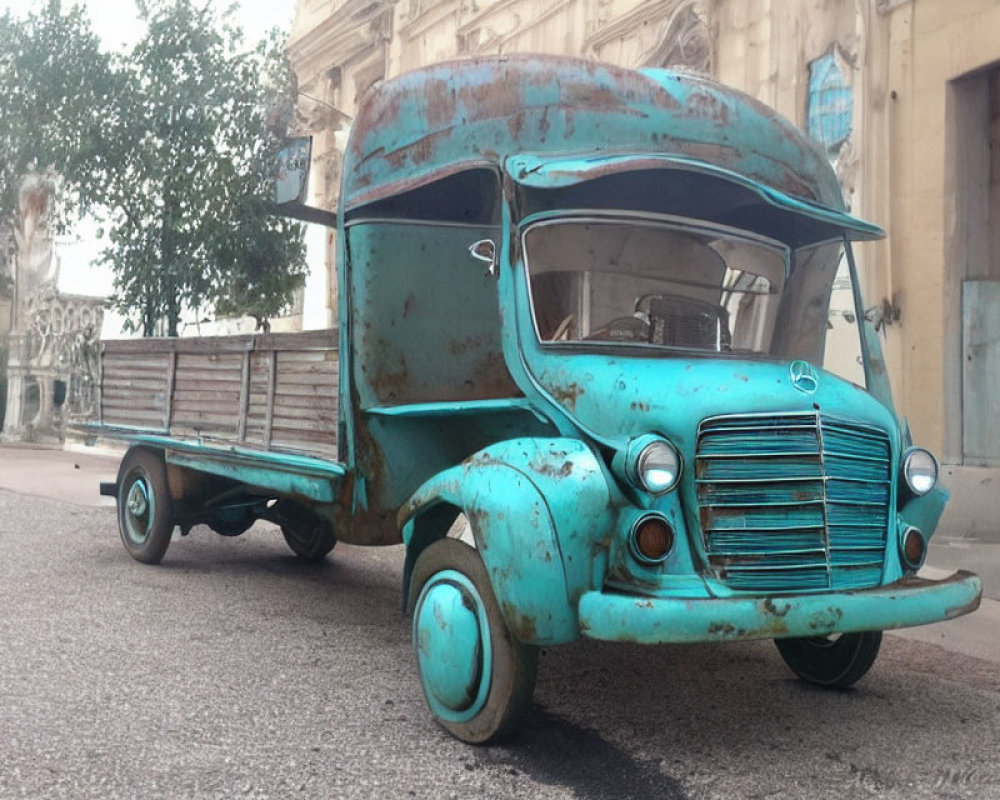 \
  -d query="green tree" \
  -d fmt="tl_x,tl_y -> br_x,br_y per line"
102,0 -> 307,336
0,1 -> 119,285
